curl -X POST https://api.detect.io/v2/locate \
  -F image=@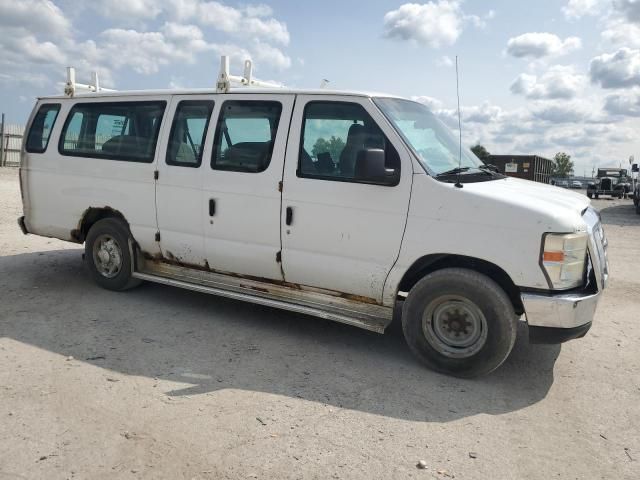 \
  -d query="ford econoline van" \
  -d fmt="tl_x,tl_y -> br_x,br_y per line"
17,64 -> 608,377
